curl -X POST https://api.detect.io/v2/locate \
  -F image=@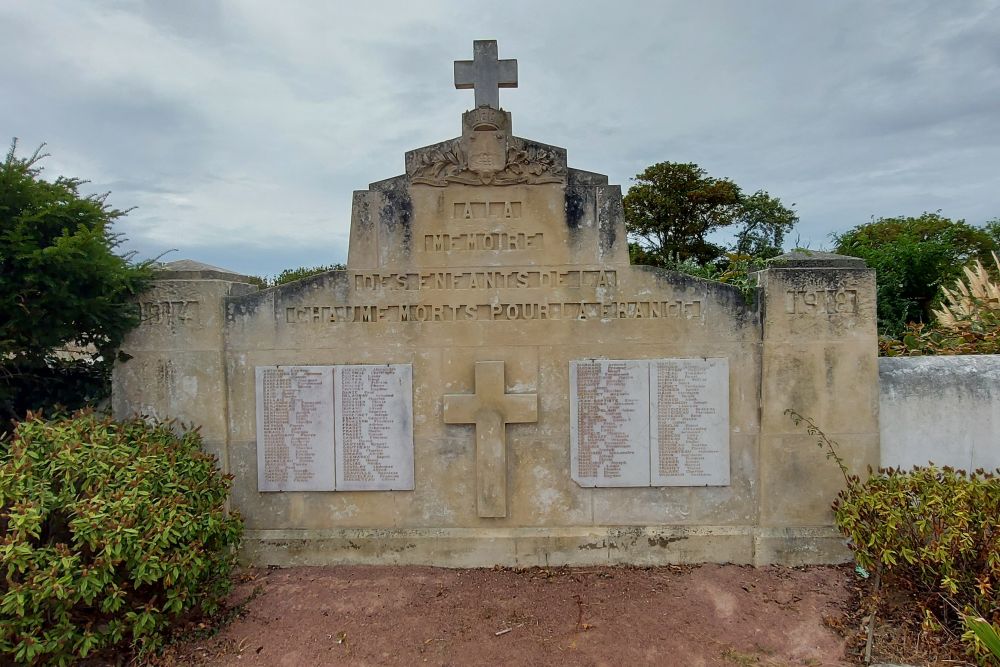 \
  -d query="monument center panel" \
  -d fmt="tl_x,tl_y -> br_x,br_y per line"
411,184 -> 567,268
